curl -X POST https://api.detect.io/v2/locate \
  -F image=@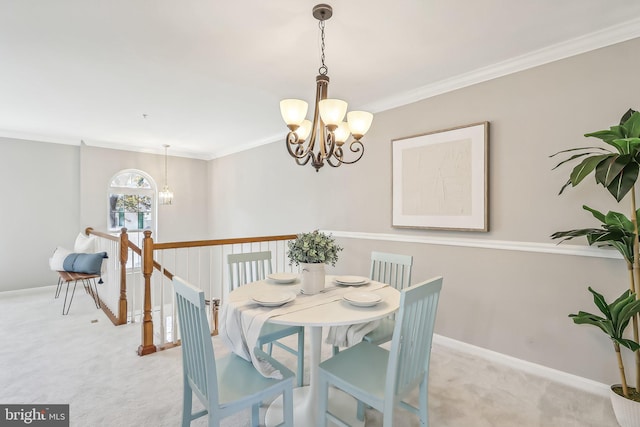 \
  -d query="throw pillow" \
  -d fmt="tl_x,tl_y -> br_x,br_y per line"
63,252 -> 108,275
49,247 -> 72,271
74,232 -> 96,253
